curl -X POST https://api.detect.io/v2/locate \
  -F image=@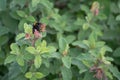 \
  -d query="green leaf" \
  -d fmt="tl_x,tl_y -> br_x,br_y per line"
37,46 -> 49,54
62,56 -> 71,68
72,41 -> 88,49
116,15 -> 120,21
32,0 -> 40,7
26,16 -> 36,22
23,53 -> 33,61
16,55 -> 24,66
41,40 -> 47,47
10,0 -> 26,8
30,77 -> 37,80
106,57 -> 114,61
0,0 -> 6,11
47,46 -> 56,53
24,23 -> 32,34
25,72 -> 32,78
72,58 -> 87,74
41,17 -> 49,25
4,55 -> 16,64
86,13 -> 93,22
40,47 -> 49,54
104,46 -> 112,52
83,71 -> 96,80
83,23 -> 89,30
97,13 -> 107,20
39,0 -> 53,10
118,0 -> 120,8
36,40 -> 50,54
89,32 -> 97,41
8,62 -> 26,80
18,19 -> 26,31
26,47 -> 36,54
34,72 -> 44,79
61,66 -> 72,80
105,71 -> 113,79
80,5 -> 90,13
35,38 -> 41,47
100,46 -> 107,56
74,18 -> 85,26
88,32 -> 96,49
77,54 -> 95,61
34,55 -> 42,68
96,41 -> 105,47
0,27 -> 9,36
109,65 -> 120,80
16,33 -> 25,41
100,46 -> 112,57
59,37 -> 68,53
1,13 -> 18,33
16,10 -> 26,17
0,36 -> 9,46
76,54 -> 94,67
66,35 -> 76,44
49,52 -> 61,59
10,43 -> 20,55
113,47 -> 120,57
83,40 -> 89,48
